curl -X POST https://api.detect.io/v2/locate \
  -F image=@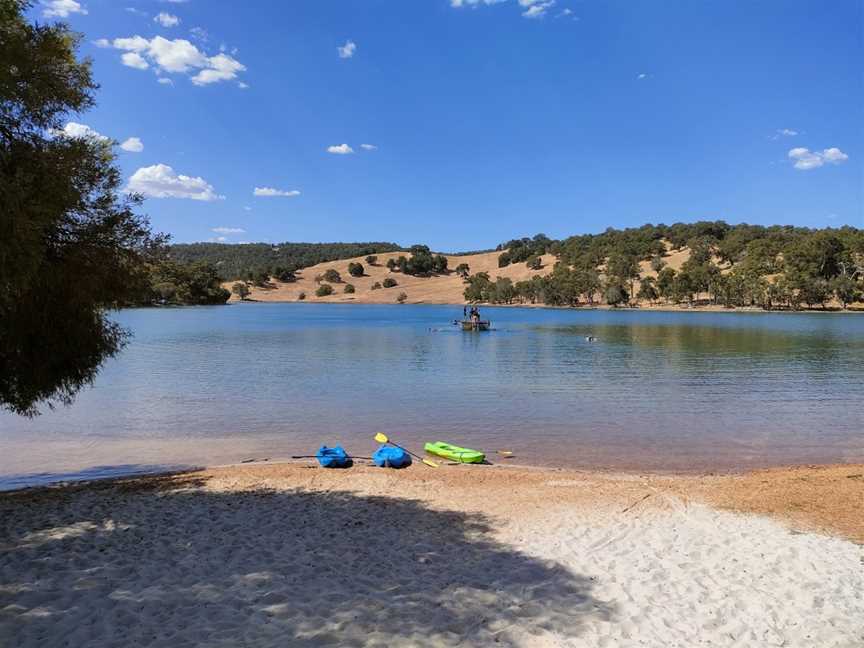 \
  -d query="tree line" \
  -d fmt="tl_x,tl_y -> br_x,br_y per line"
468,223 -> 863,310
